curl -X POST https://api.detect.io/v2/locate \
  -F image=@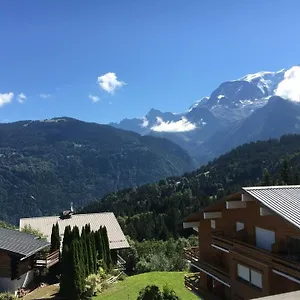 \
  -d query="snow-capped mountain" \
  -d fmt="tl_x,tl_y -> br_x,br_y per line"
111,65 -> 300,164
